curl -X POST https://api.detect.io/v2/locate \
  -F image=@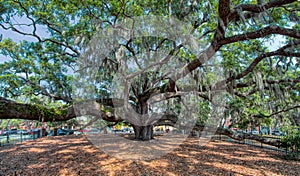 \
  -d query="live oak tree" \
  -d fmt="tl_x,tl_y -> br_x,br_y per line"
0,0 -> 299,145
